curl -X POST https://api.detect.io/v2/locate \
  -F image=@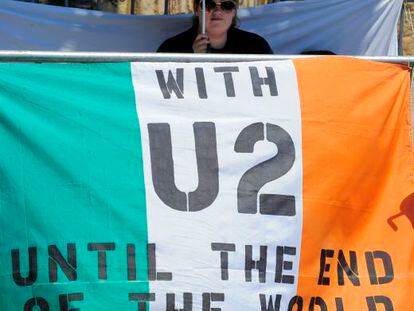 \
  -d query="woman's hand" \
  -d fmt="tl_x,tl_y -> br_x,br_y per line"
192,34 -> 210,53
